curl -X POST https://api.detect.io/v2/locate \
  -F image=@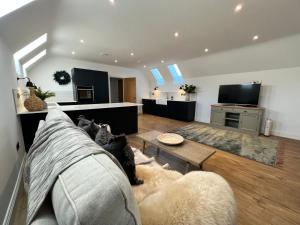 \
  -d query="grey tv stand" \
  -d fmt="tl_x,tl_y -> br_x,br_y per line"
210,104 -> 264,135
